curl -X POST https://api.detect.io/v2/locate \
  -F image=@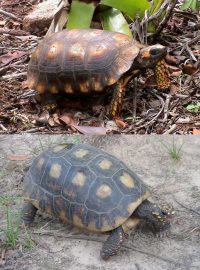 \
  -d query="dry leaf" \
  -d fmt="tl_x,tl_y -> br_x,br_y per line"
115,119 -> 128,129
7,154 -> 29,161
36,111 -> 50,124
193,128 -> 200,135
170,83 -> 180,95
59,113 -> 77,126
182,63 -> 199,75
73,125 -> 107,135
